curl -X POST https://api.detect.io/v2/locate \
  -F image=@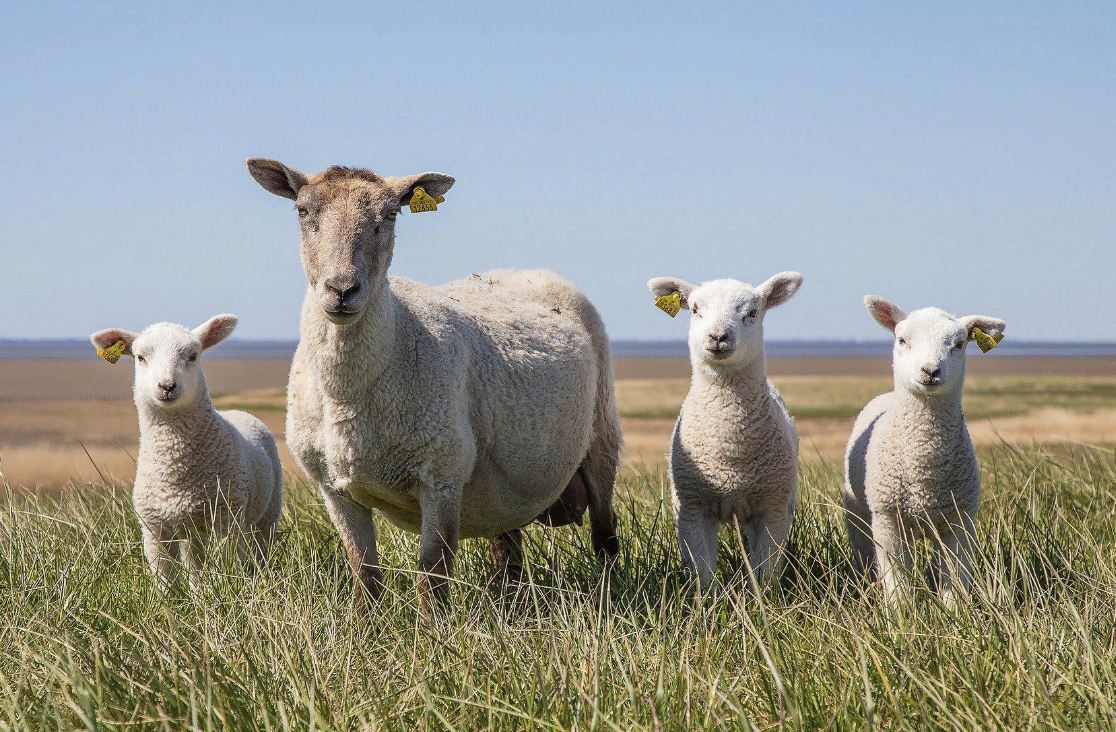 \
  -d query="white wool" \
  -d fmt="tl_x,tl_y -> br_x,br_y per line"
90,316 -> 282,587
647,272 -> 803,590
843,296 -> 1006,605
